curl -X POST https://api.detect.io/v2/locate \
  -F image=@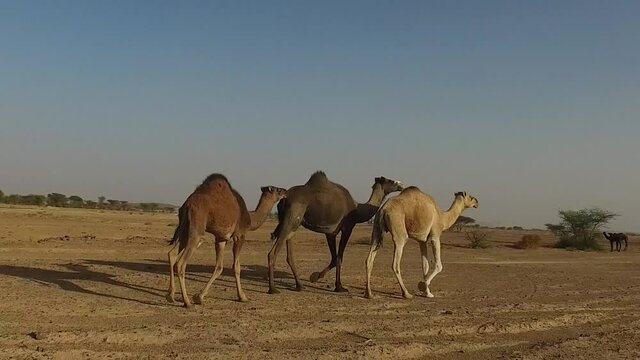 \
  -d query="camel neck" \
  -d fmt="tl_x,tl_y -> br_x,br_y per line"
353,184 -> 386,223
249,196 -> 275,231
365,184 -> 386,206
439,197 -> 466,231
